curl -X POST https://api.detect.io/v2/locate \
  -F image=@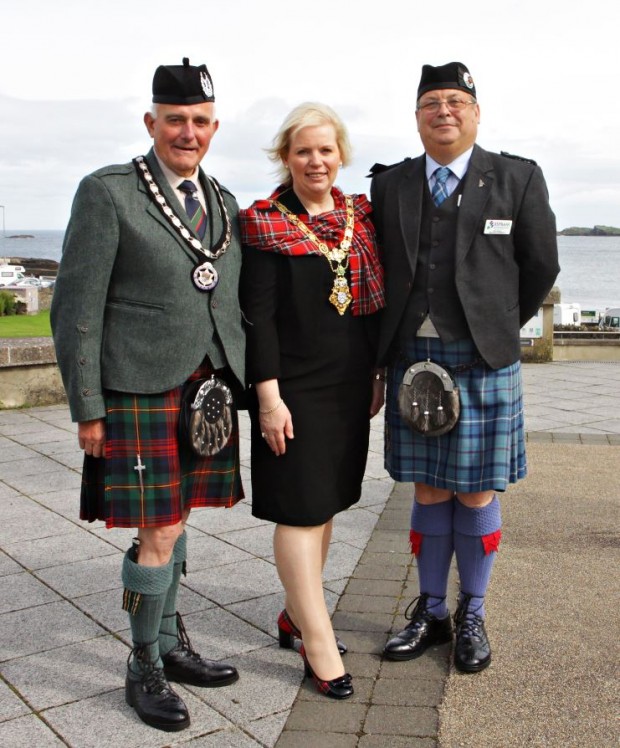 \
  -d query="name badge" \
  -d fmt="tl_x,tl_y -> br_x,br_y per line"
484,219 -> 512,235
